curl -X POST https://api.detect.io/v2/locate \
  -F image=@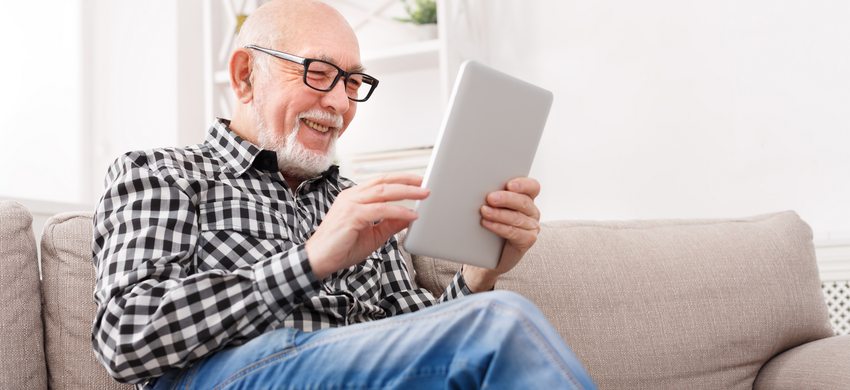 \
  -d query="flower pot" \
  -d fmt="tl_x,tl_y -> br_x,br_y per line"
415,23 -> 438,40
